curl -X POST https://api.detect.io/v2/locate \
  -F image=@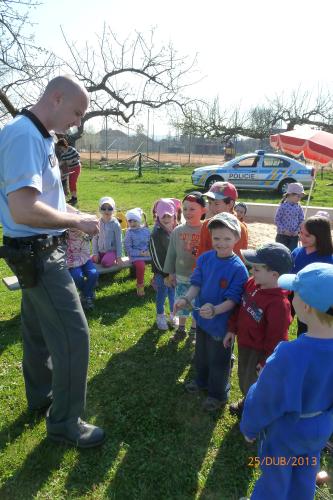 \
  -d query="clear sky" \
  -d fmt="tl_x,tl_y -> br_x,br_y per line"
32,0 -> 333,135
